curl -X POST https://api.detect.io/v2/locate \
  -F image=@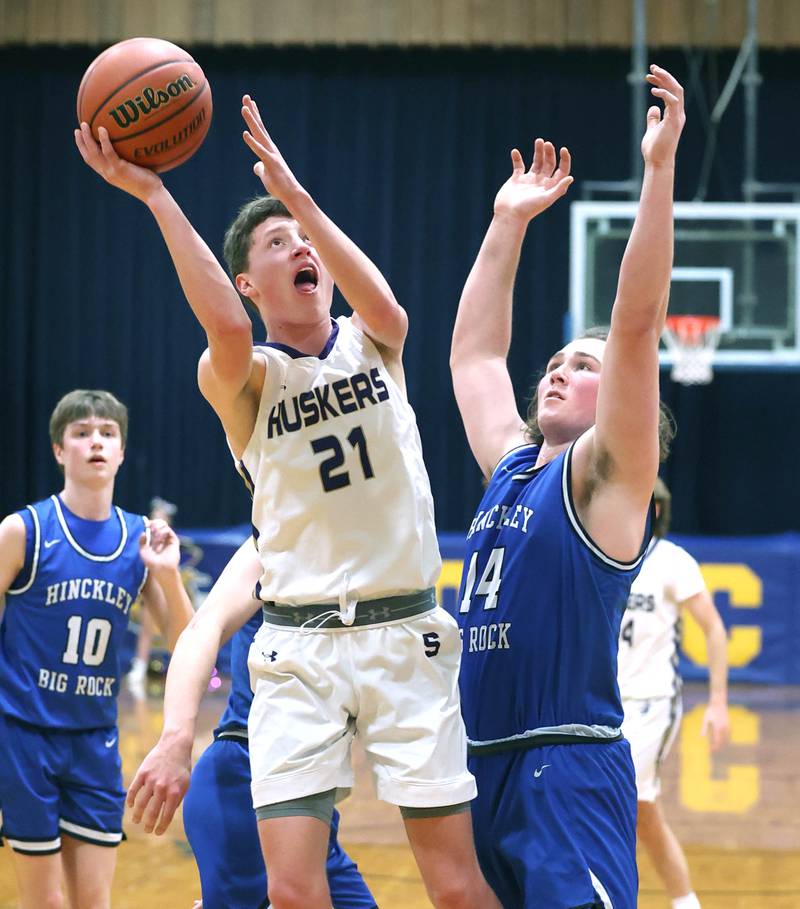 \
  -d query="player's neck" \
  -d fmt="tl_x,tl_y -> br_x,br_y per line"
263,316 -> 333,355
535,439 -> 570,469
58,481 -> 115,521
